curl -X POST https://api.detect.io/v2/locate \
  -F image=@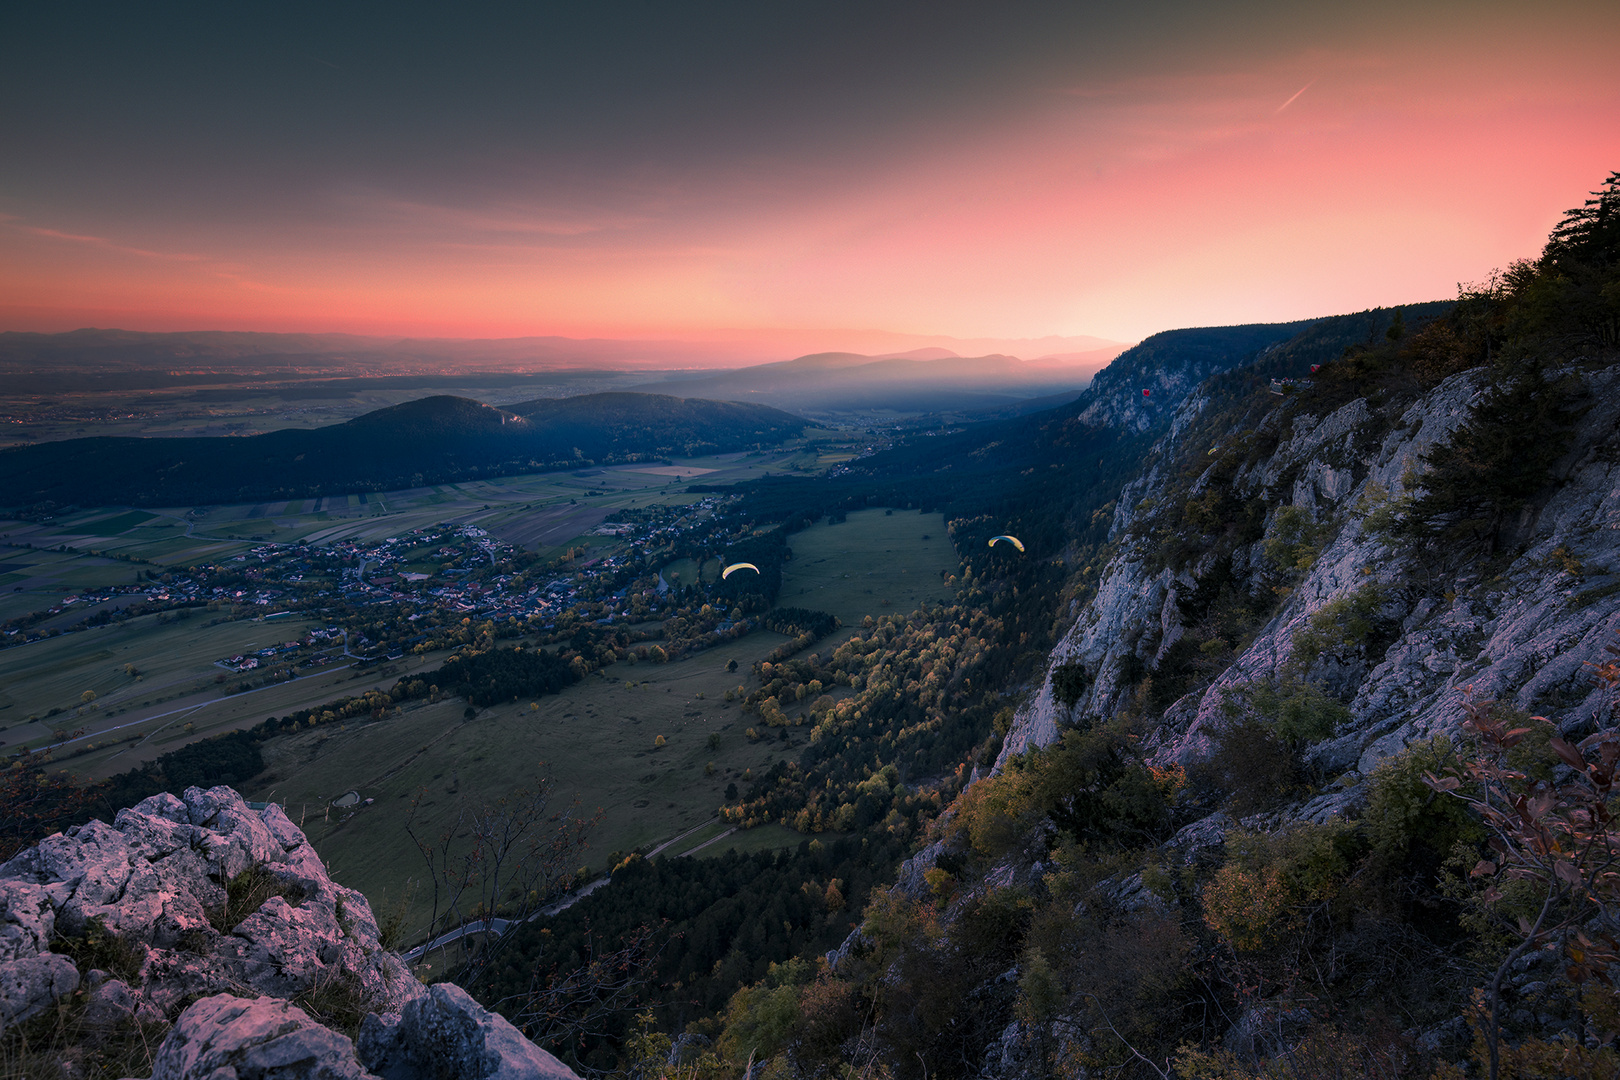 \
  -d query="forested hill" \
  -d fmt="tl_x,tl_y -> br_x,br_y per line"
0,392 -> 806,509
1066,318 -> 1320,431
